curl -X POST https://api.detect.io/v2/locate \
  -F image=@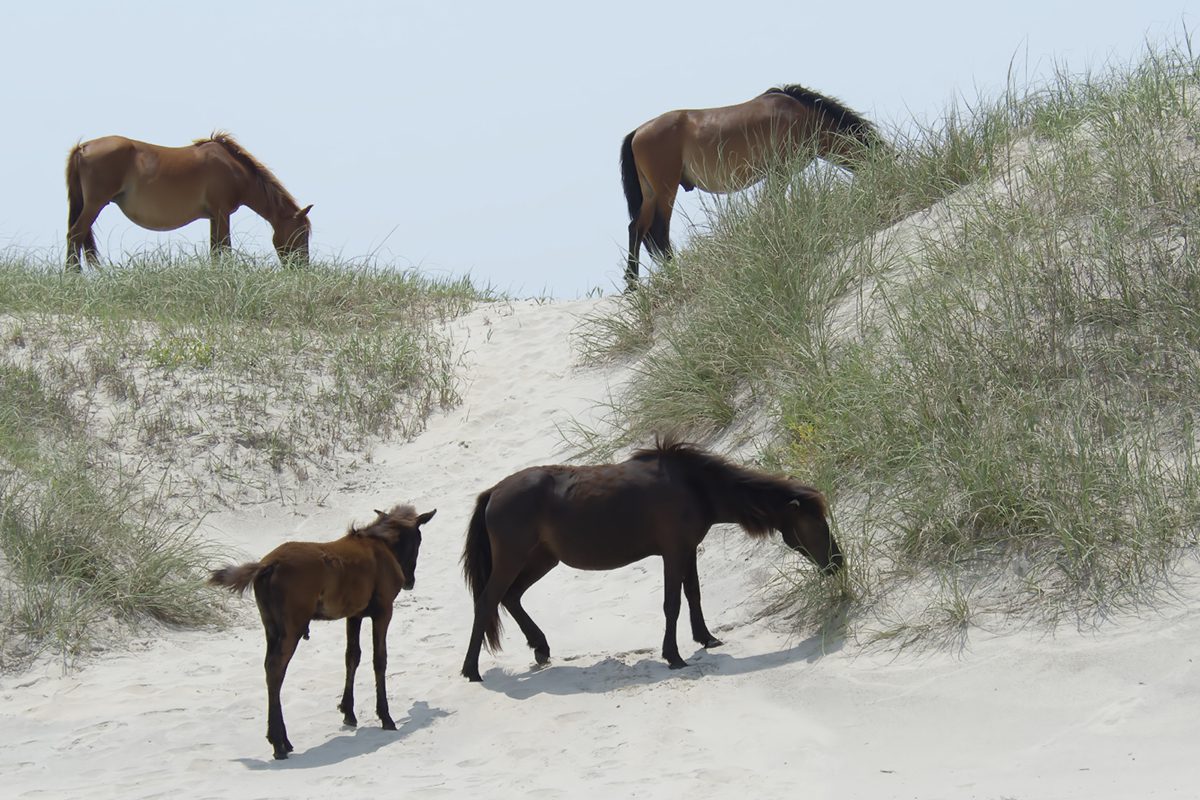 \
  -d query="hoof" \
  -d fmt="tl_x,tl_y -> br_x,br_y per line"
342,715 -> 357,727
534,649 -> 550,666
702,638 -> 724,649
667,659 -> 689,670
463,668 -> 483,682
381,718 -> 397,731
272,748 -> 289,760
